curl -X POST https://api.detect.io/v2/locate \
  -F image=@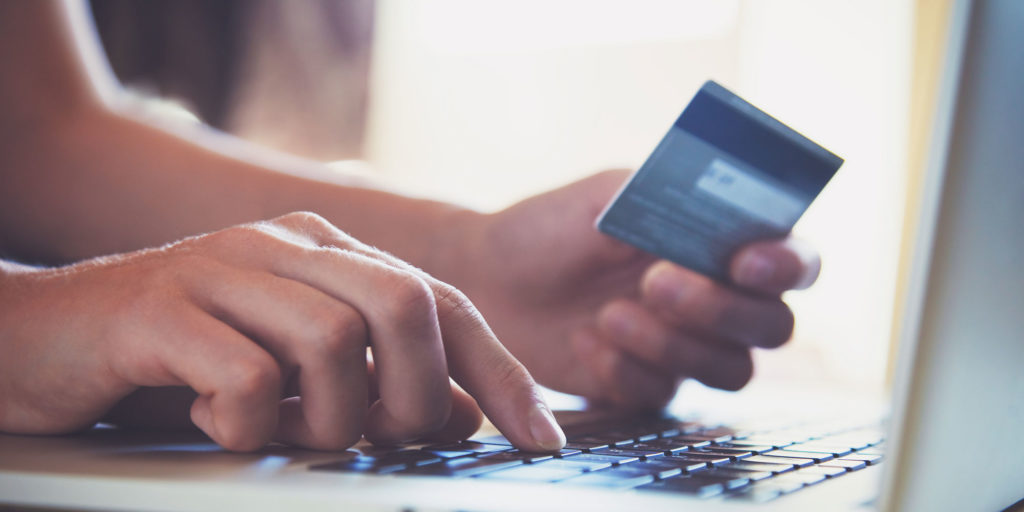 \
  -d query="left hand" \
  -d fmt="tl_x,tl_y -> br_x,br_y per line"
442,170 -> 821,409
